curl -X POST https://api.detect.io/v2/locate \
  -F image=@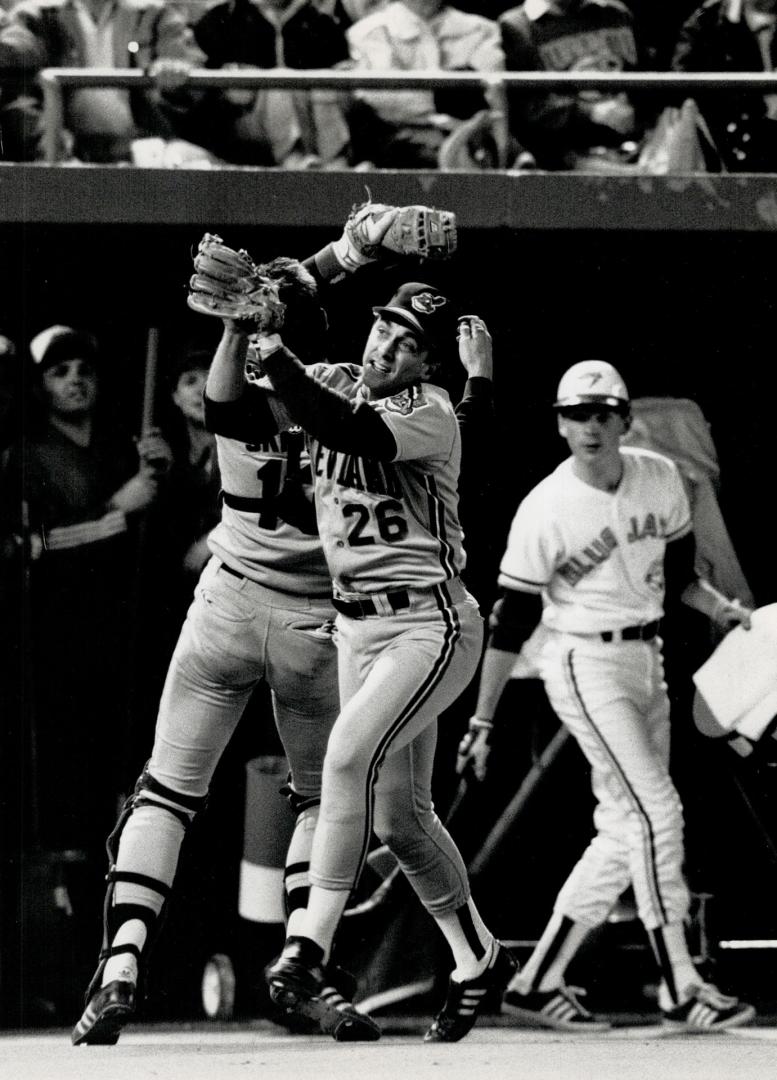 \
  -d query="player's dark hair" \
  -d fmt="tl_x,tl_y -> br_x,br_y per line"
256,257 -> 329,366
